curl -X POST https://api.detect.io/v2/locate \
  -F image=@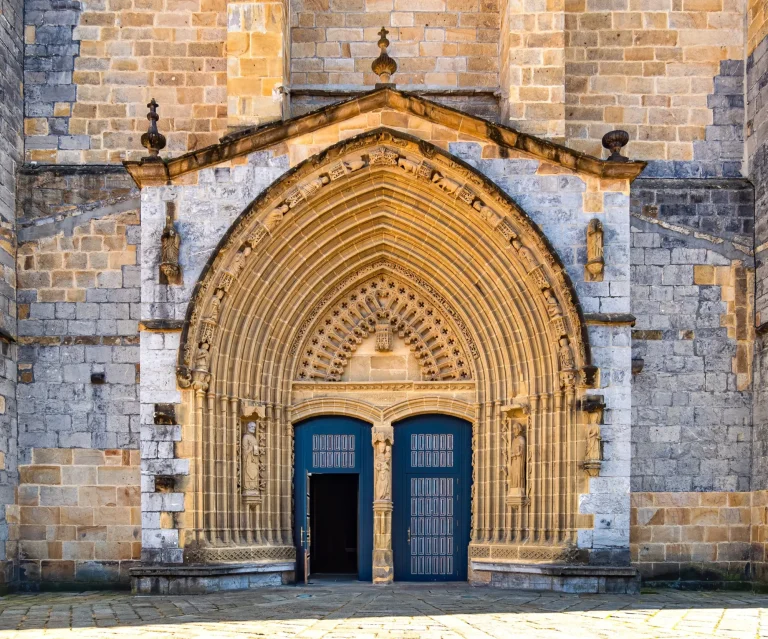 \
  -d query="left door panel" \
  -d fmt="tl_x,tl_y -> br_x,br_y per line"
294,416 -> 373,582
